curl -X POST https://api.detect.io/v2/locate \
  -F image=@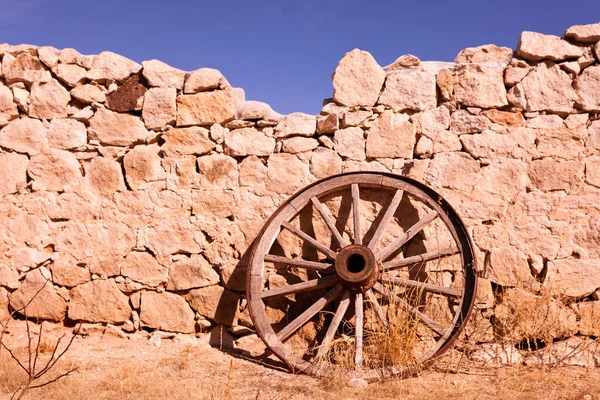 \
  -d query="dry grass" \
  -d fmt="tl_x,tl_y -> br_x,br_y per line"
3,342 -> 600,400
